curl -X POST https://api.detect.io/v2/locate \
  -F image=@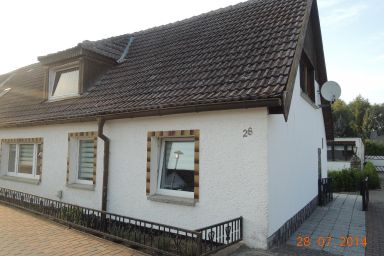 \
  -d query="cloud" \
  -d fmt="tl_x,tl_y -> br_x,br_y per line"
321,3 -> 367,27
